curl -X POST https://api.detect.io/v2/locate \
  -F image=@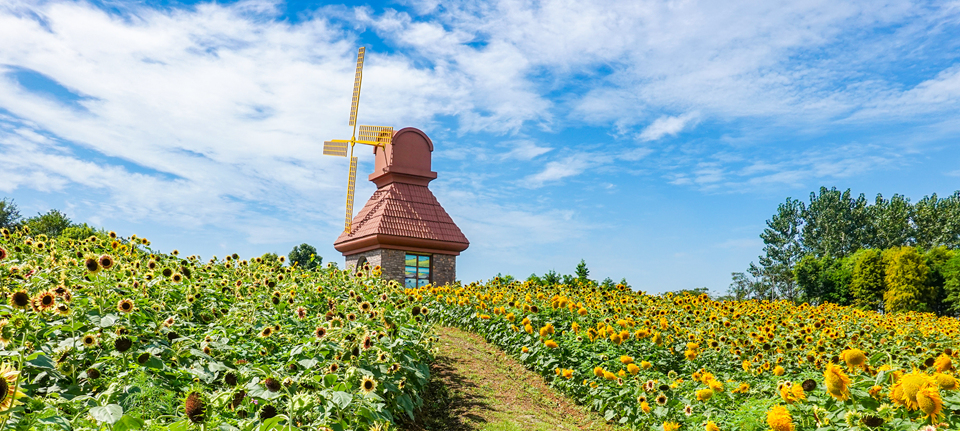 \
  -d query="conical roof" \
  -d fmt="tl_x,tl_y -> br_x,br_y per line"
333,128 -> 469,255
